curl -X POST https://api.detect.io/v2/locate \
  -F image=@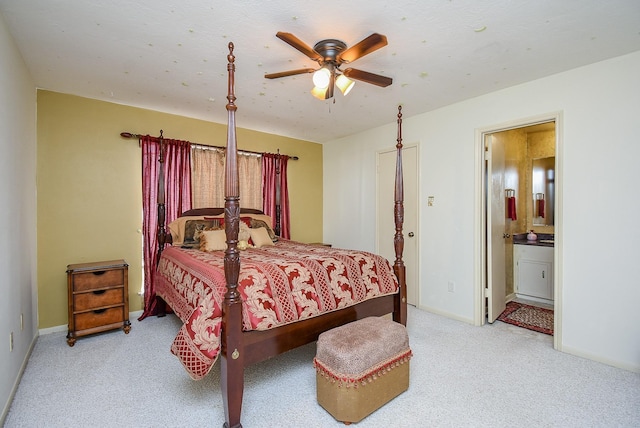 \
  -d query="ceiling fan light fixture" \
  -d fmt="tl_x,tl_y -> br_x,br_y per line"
335,74 -> 355,96
312,67 -> 331,89
268,32 -> 391,100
